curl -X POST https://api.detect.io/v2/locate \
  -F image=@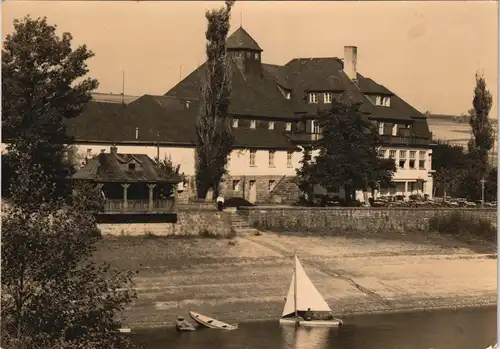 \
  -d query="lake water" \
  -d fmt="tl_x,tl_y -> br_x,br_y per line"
132,306 -> 497,349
